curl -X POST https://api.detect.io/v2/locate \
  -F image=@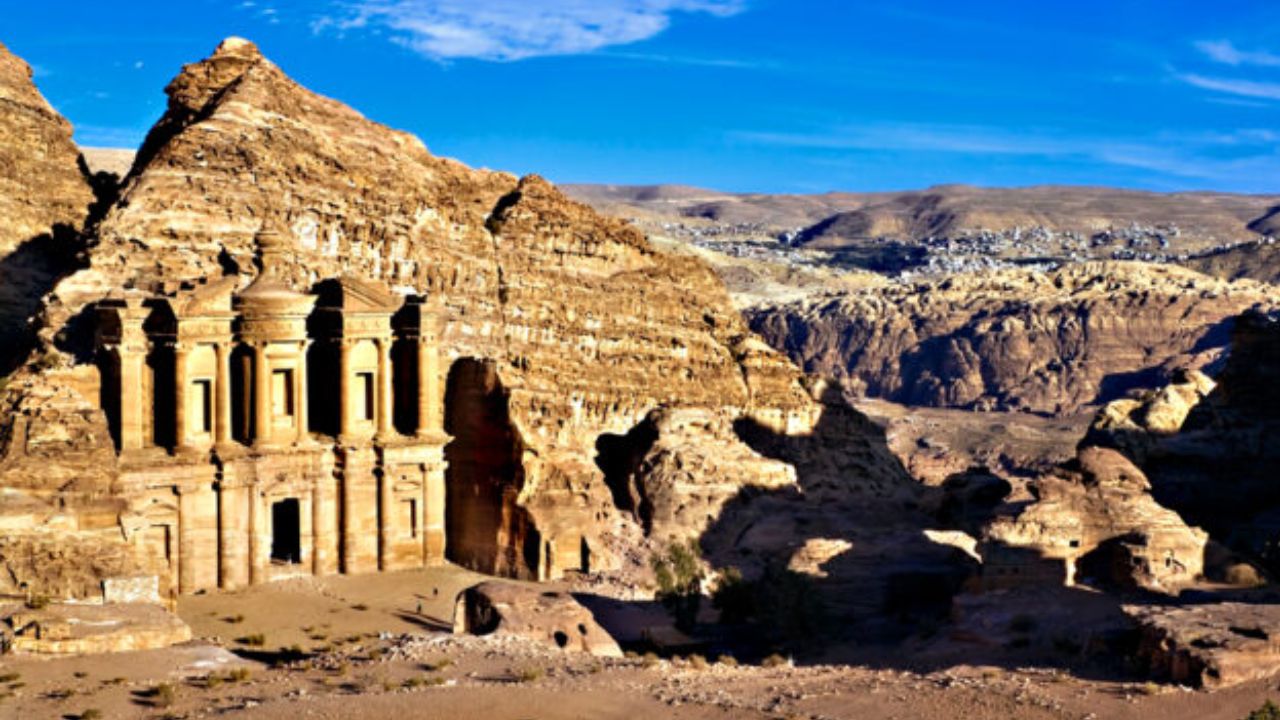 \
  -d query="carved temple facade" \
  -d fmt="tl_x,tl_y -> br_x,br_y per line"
94,232 -> 453,596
